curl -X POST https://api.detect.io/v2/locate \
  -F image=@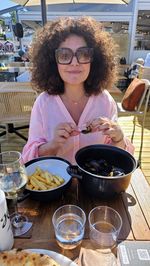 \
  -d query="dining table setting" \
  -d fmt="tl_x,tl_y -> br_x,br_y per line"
0,146 -> 150,265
